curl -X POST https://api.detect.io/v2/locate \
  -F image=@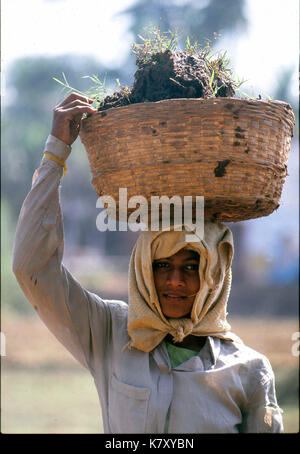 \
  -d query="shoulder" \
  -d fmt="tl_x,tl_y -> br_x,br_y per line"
103,299 -> 130,347
219,338 -> 274,377
104,299 -> 128,321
